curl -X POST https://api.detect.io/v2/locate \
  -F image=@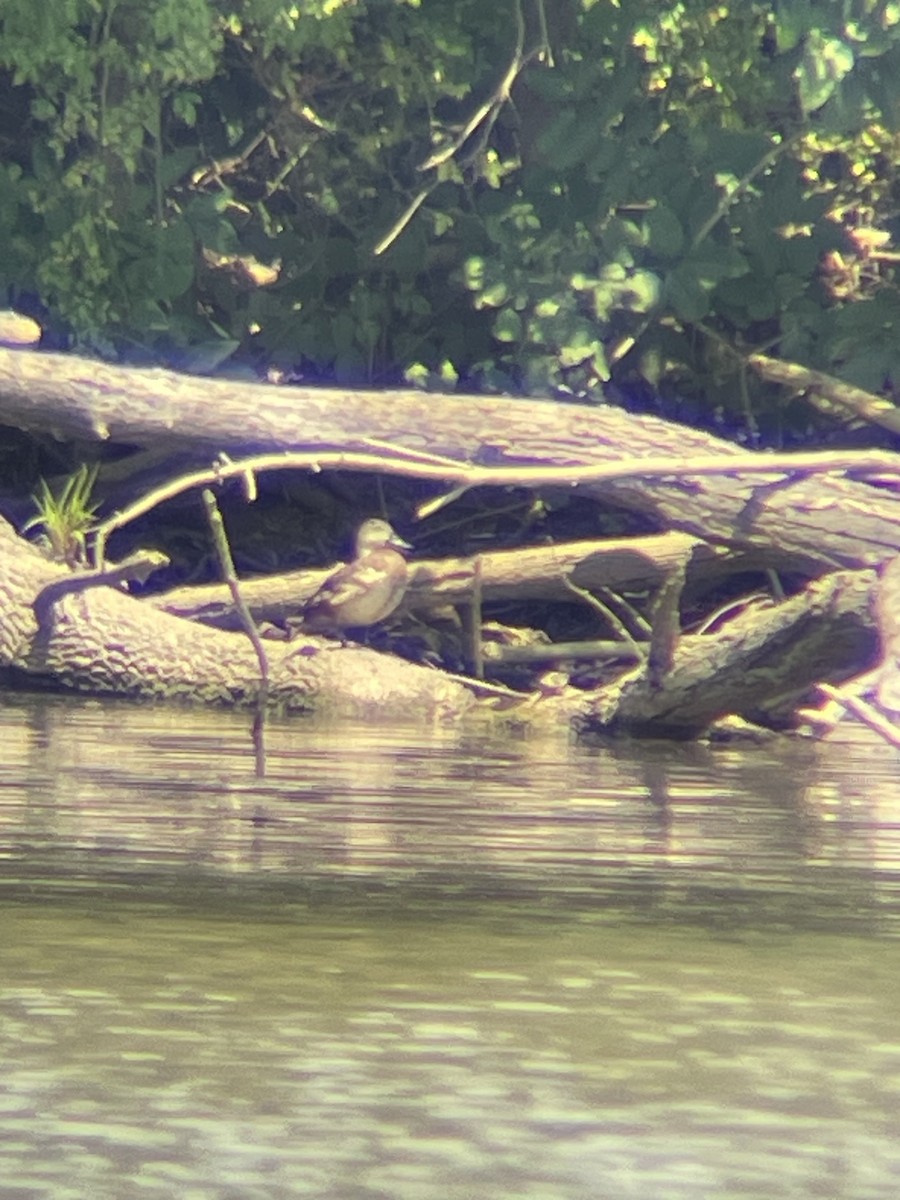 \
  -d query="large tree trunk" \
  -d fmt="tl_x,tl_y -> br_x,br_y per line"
0,508 -> 878,734
0,345 -> 897,733
0,515 -> 471,720
3,347 -> 900,572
